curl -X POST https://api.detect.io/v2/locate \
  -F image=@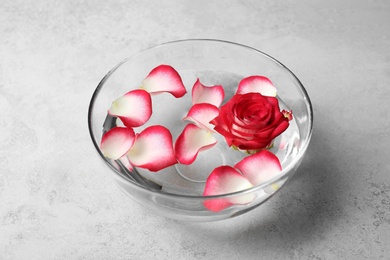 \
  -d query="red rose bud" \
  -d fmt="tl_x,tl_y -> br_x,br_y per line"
211,93 -> 290,150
